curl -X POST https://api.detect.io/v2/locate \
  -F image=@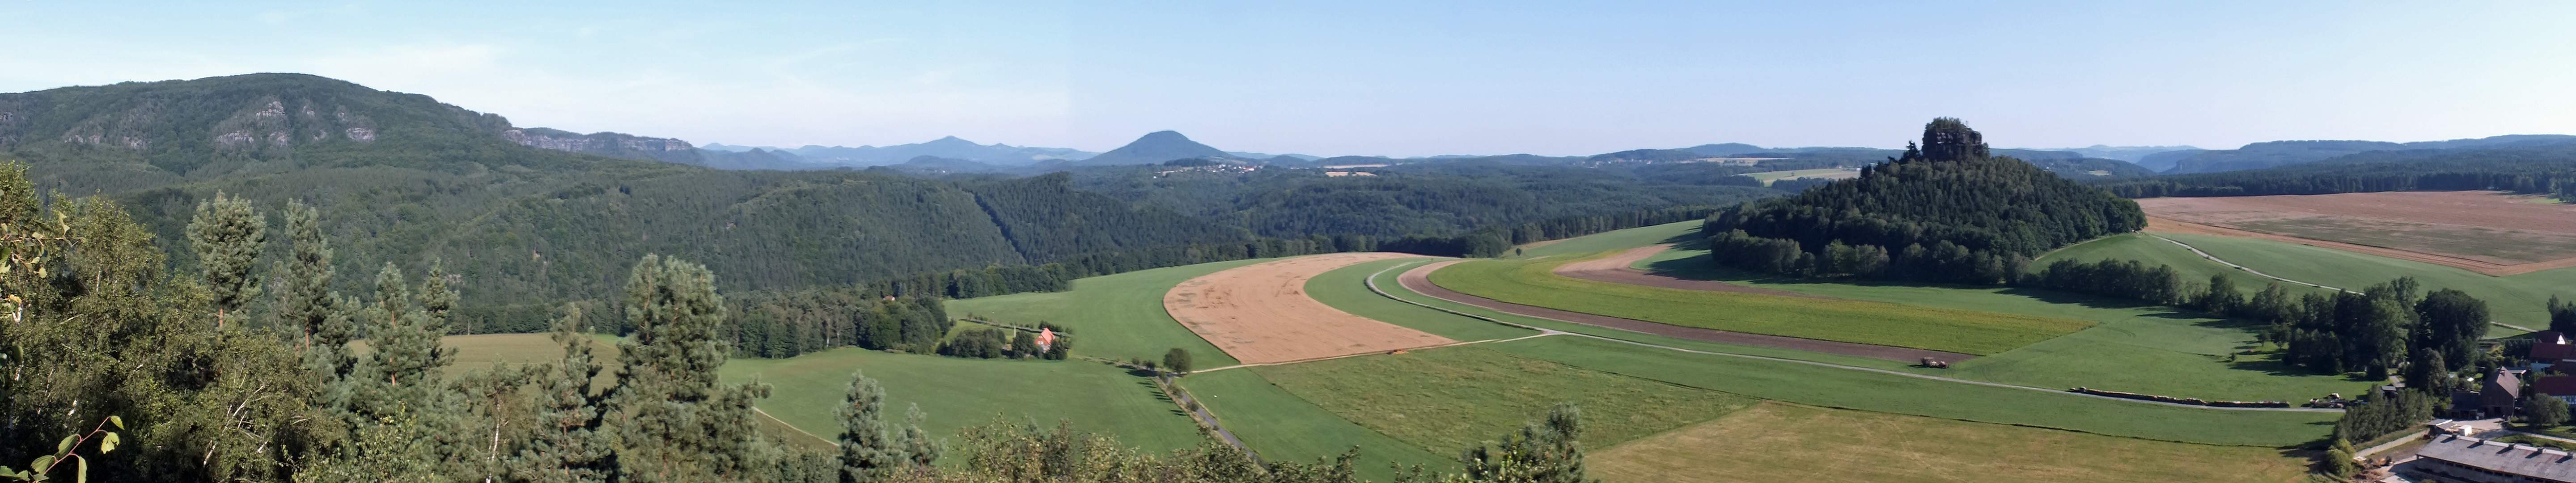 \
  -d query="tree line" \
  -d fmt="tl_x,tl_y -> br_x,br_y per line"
0,162 -> 1602,482
2095,143 -> 2576,202
1700,118 -> 2146,284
